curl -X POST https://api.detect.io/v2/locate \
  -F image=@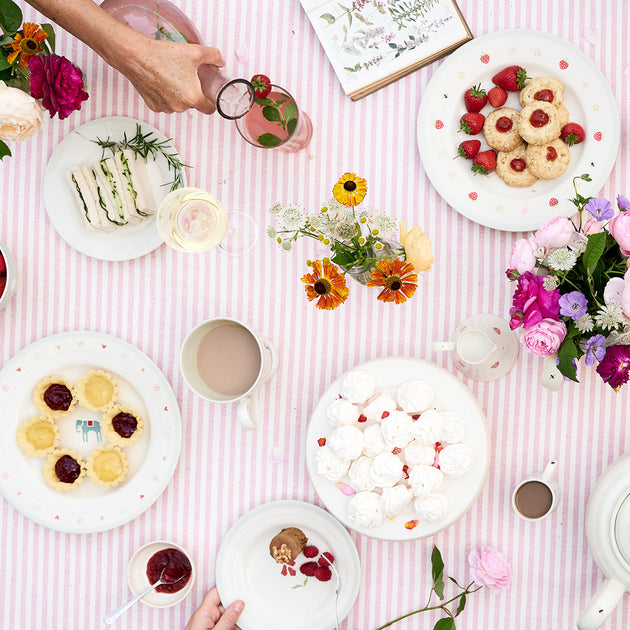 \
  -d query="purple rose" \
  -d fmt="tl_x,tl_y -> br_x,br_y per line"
29,53 -> 88,119
468,546 -> 511,591
596,345 -> 630,390
509,271 -> 561,329
521,318 -> 567,357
